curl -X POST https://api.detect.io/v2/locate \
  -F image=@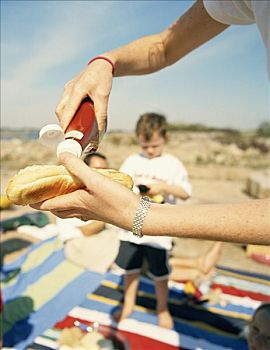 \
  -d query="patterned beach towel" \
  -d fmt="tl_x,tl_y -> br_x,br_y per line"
29,266 -> 270,350
2,237 -> 269,350
1,236 -> 105,349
